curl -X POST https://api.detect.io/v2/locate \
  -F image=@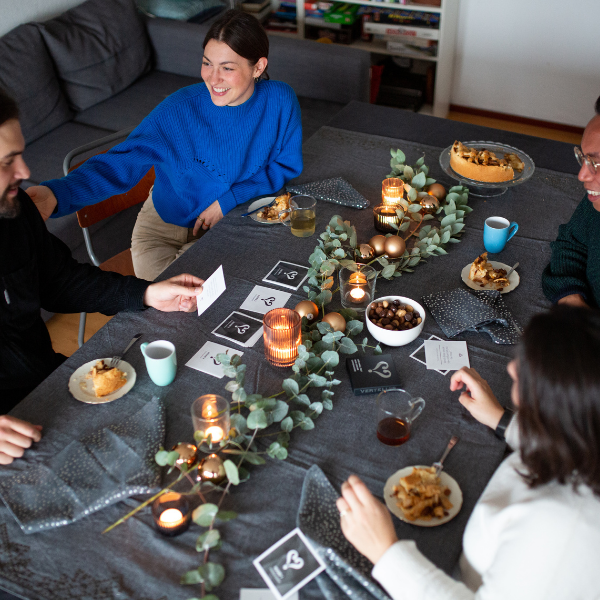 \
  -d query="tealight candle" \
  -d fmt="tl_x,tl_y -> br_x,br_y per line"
340,265 -> 377,313
350,287 -> 366,302
381,178 -> 403,206
191,395 -> 230,445
152,492 -> 190,536
263,309 -> 301,367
